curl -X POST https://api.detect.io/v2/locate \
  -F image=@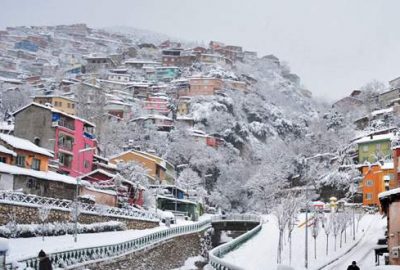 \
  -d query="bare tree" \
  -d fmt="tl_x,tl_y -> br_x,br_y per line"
38,204 -> 51,241
312,211 -> 321,259
322,213 -> 332,255
332,212 -> 340,252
